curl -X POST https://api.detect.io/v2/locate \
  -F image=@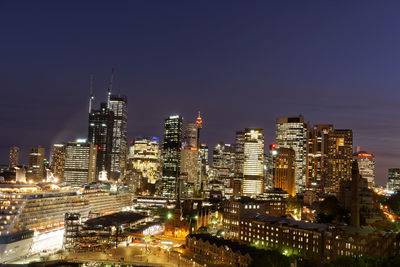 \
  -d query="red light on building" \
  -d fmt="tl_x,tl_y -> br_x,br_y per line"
270,143 -> 277,150
97,146 -> 101,150
358,153 -> 373,158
